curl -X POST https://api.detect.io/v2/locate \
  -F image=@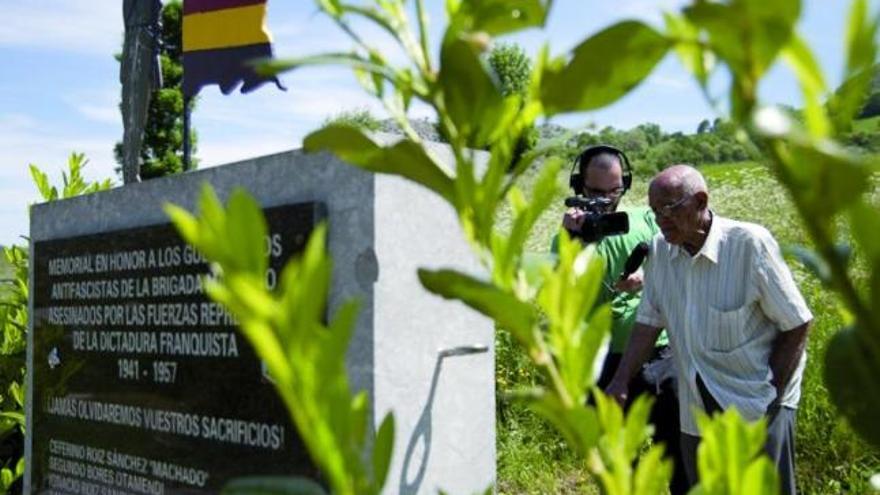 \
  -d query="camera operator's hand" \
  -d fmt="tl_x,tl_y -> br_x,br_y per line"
614,268 -> 644,293
562,207 -> 587,234
604,378 -> 629,408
